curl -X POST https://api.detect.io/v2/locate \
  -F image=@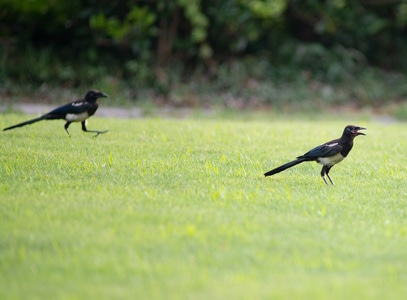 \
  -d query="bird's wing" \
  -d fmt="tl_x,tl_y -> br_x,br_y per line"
298,140 -> 342,159
47,100 -> 91,116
